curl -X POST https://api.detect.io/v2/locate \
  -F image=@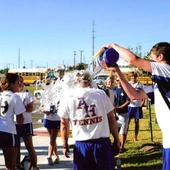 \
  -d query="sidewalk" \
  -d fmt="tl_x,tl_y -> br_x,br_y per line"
0,127 -> 75,170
